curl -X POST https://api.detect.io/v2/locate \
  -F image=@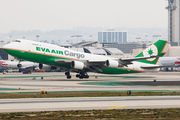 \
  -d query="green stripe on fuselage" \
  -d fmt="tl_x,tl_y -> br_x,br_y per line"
4,49 -> 71,68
